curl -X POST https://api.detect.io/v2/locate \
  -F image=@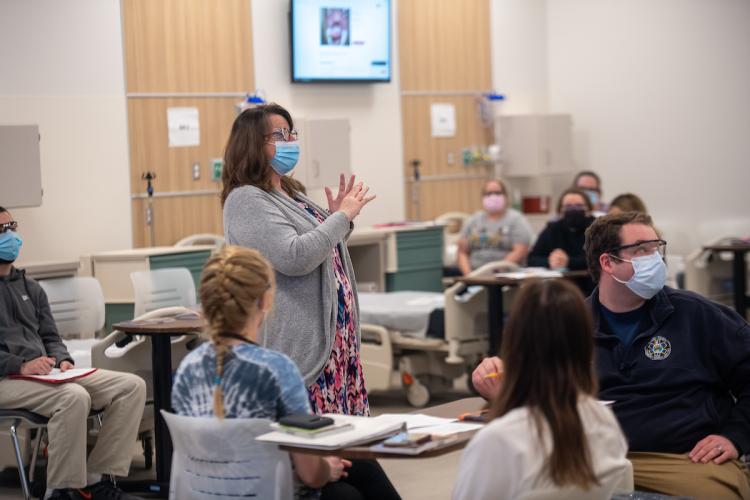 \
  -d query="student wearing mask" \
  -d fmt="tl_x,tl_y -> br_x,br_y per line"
0,208 -> 147,500
528,188 -> 595,292
573,170 -> 608,215
473,212 -> 750,498
457,179 -> 533,275
454,279 -> 632,499
172,246 -> 398,500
